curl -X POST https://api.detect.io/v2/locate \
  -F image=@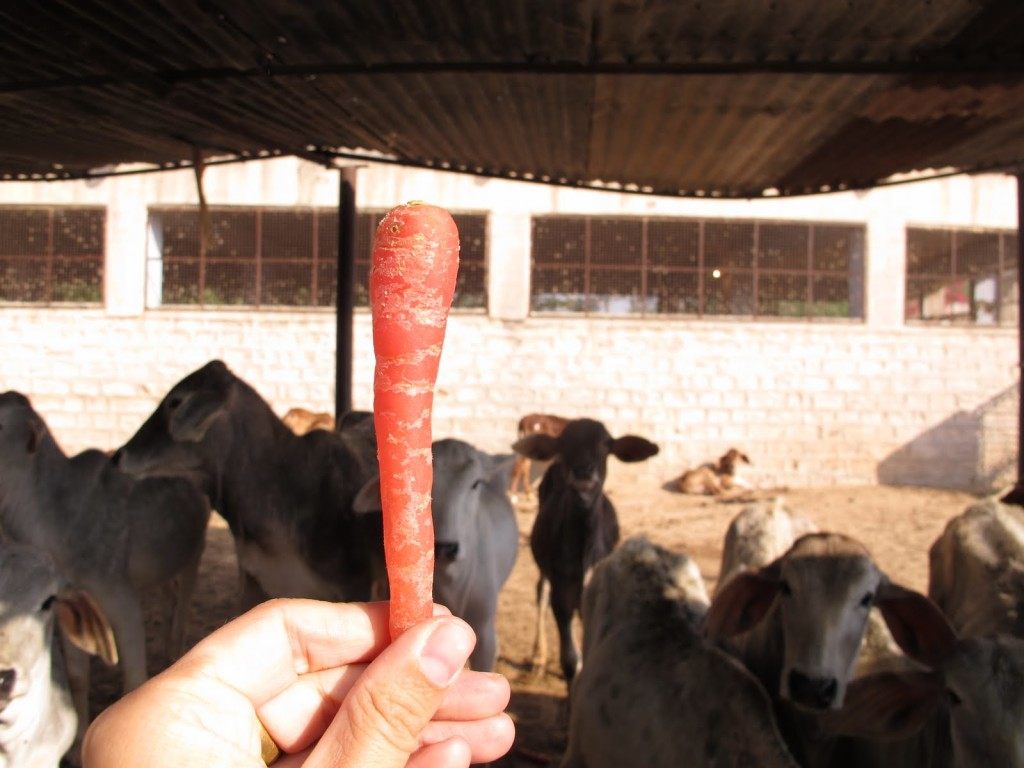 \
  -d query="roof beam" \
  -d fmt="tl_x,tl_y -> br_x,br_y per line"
4,58 -> 1024,95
